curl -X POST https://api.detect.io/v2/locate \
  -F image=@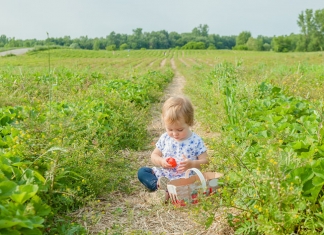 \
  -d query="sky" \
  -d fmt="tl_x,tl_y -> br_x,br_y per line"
1,0 -> 323,40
